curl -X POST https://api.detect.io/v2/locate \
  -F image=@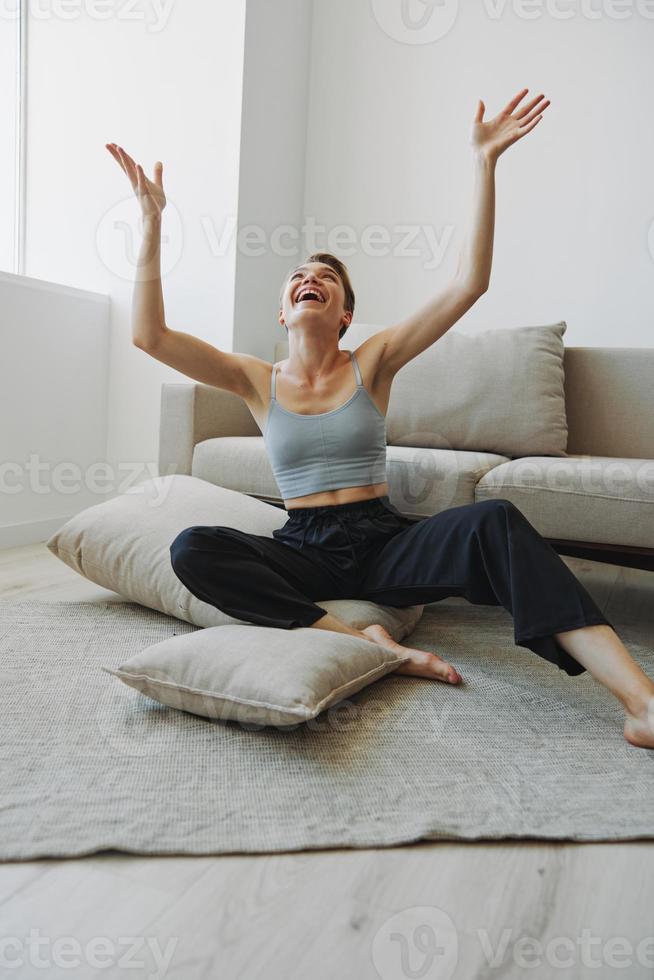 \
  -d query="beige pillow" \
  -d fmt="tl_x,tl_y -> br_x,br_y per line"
46,475 -> 424,638
101,624 -> 408,728
380,321 -> 569,457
